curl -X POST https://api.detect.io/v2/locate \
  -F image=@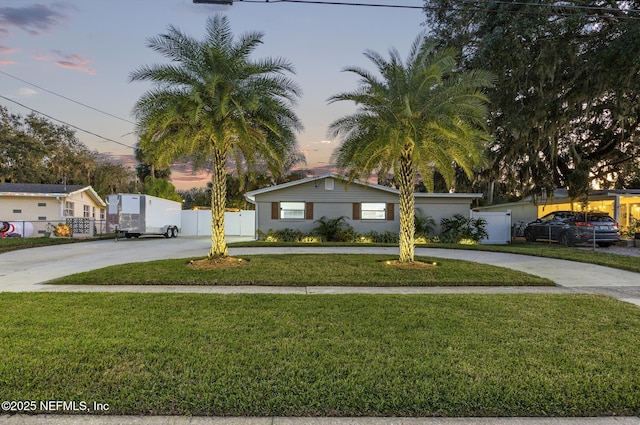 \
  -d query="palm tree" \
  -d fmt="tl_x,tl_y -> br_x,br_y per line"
328,35 -> 493,263
130,14 -> 303,259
